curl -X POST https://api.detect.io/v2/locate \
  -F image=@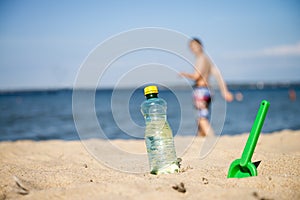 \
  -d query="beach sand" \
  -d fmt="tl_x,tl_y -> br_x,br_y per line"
0,130 -> 299,200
